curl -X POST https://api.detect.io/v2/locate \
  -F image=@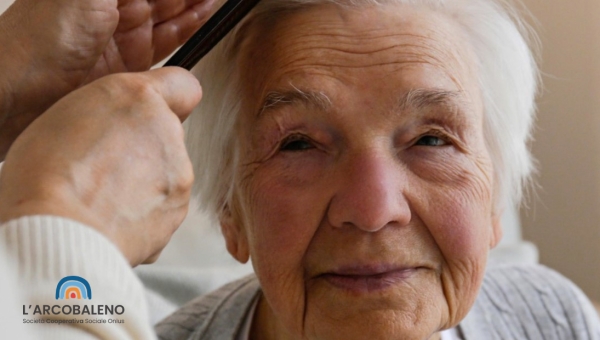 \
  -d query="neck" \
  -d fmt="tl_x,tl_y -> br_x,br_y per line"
250,294 -> 293,340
